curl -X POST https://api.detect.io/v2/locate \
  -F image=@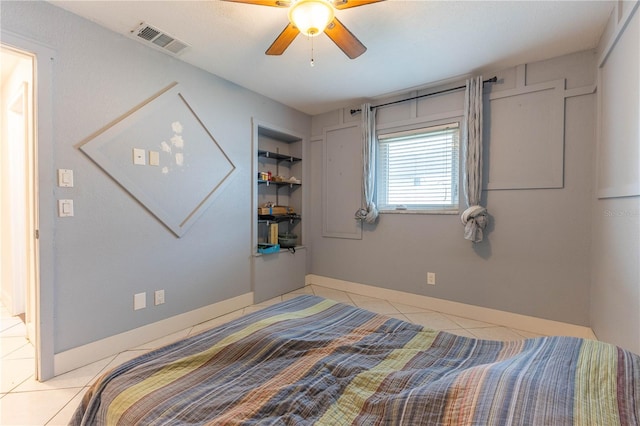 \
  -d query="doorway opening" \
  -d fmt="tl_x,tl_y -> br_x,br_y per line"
1,43 -> 39,377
